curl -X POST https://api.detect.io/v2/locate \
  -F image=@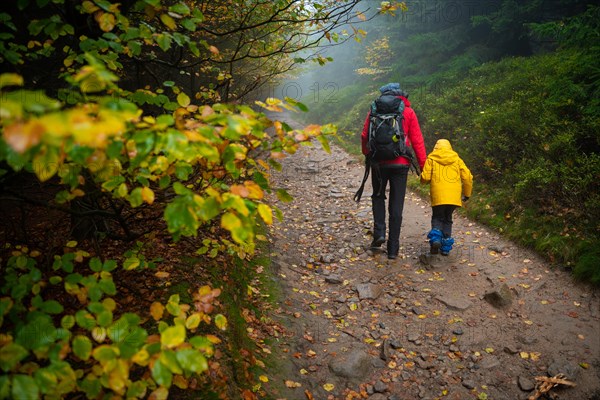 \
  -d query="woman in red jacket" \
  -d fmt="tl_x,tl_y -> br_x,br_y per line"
361,83 -> 427,259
